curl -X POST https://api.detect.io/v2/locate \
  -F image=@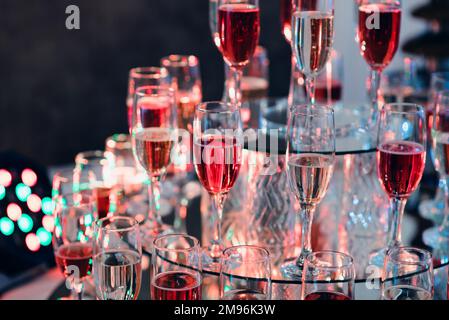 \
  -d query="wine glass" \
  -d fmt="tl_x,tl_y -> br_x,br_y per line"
75,151 -> 118,219
217,0 -> 261,107
373,103 -> 426,263
282,104 -> 336,279
382,247 -> 434,300
93,216 -> 142,300
127,67 -> 170,130
151,234 -> 202,300
193,102 -> 243,269
52,192 -> 97,300
220,245 -> 272,300
131,85 -> 178,243
301,251 -> 356,300
357,0 -> 402,121
292,0 -> 335,105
